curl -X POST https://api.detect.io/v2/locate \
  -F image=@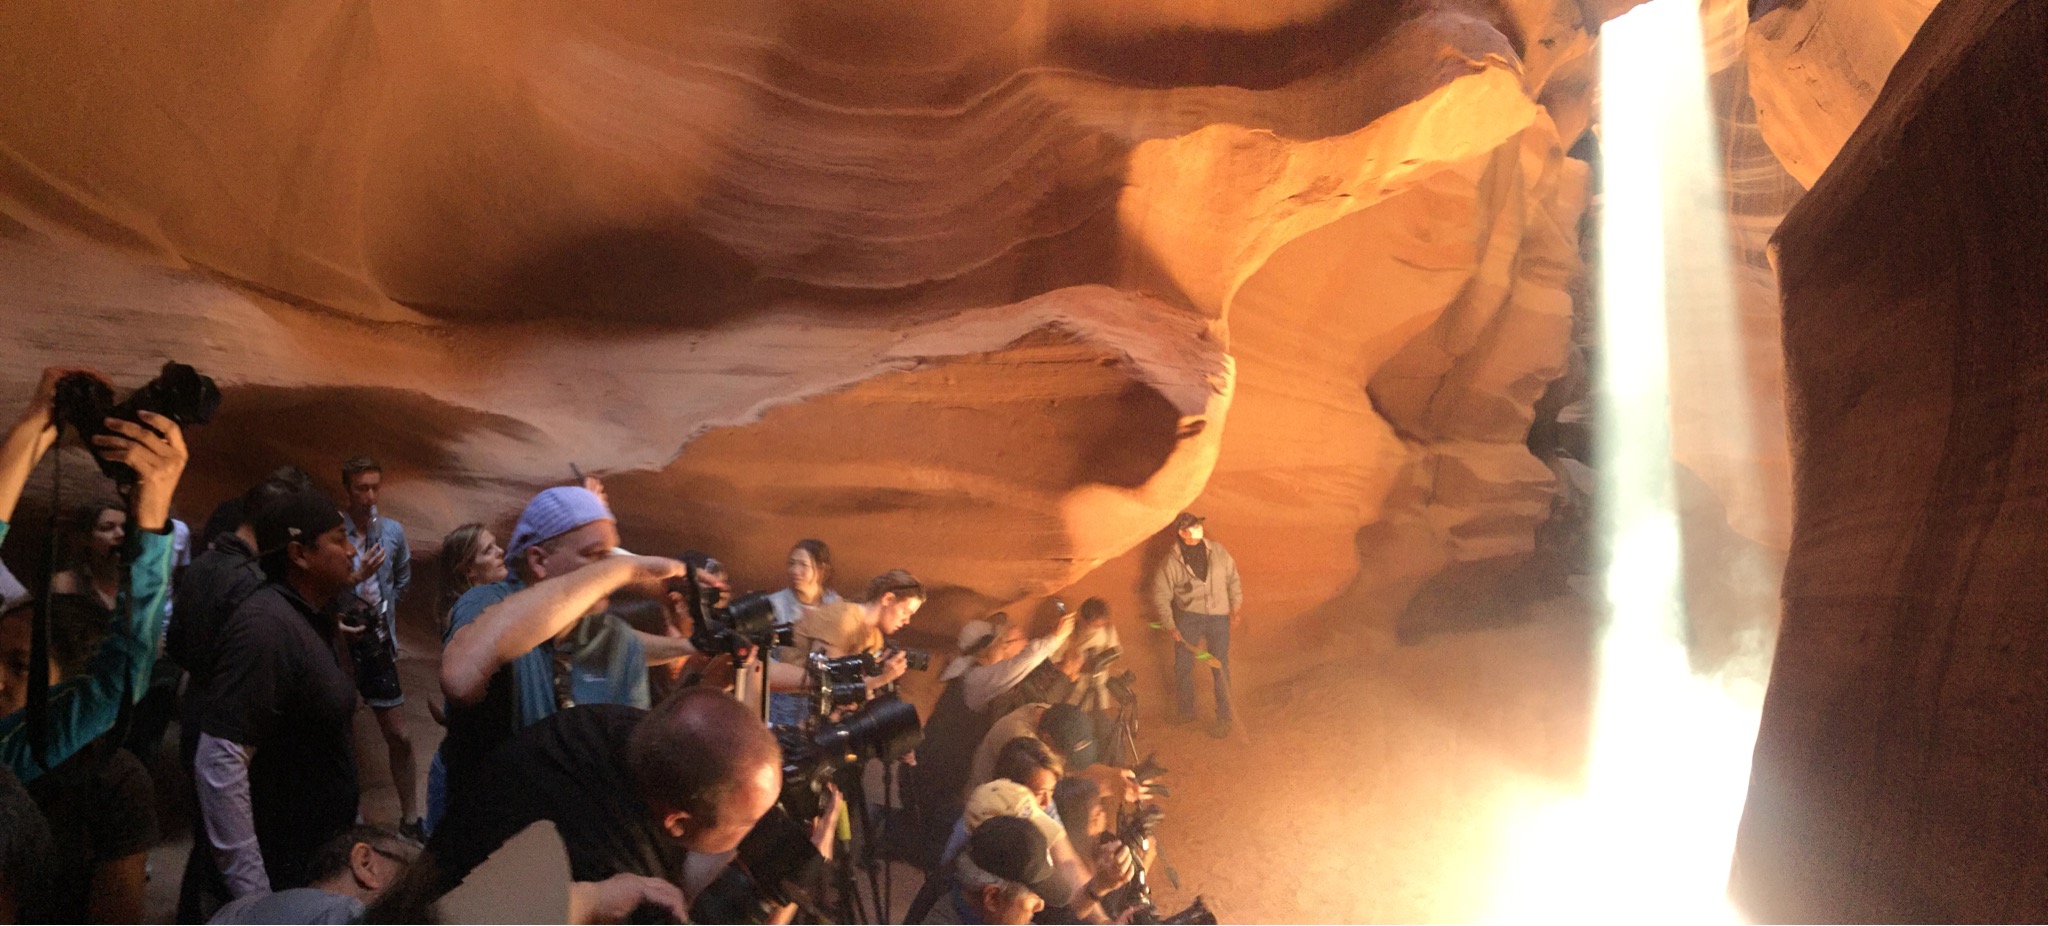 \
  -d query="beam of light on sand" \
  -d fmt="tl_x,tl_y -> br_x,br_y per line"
1489,0 -> 1765,921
